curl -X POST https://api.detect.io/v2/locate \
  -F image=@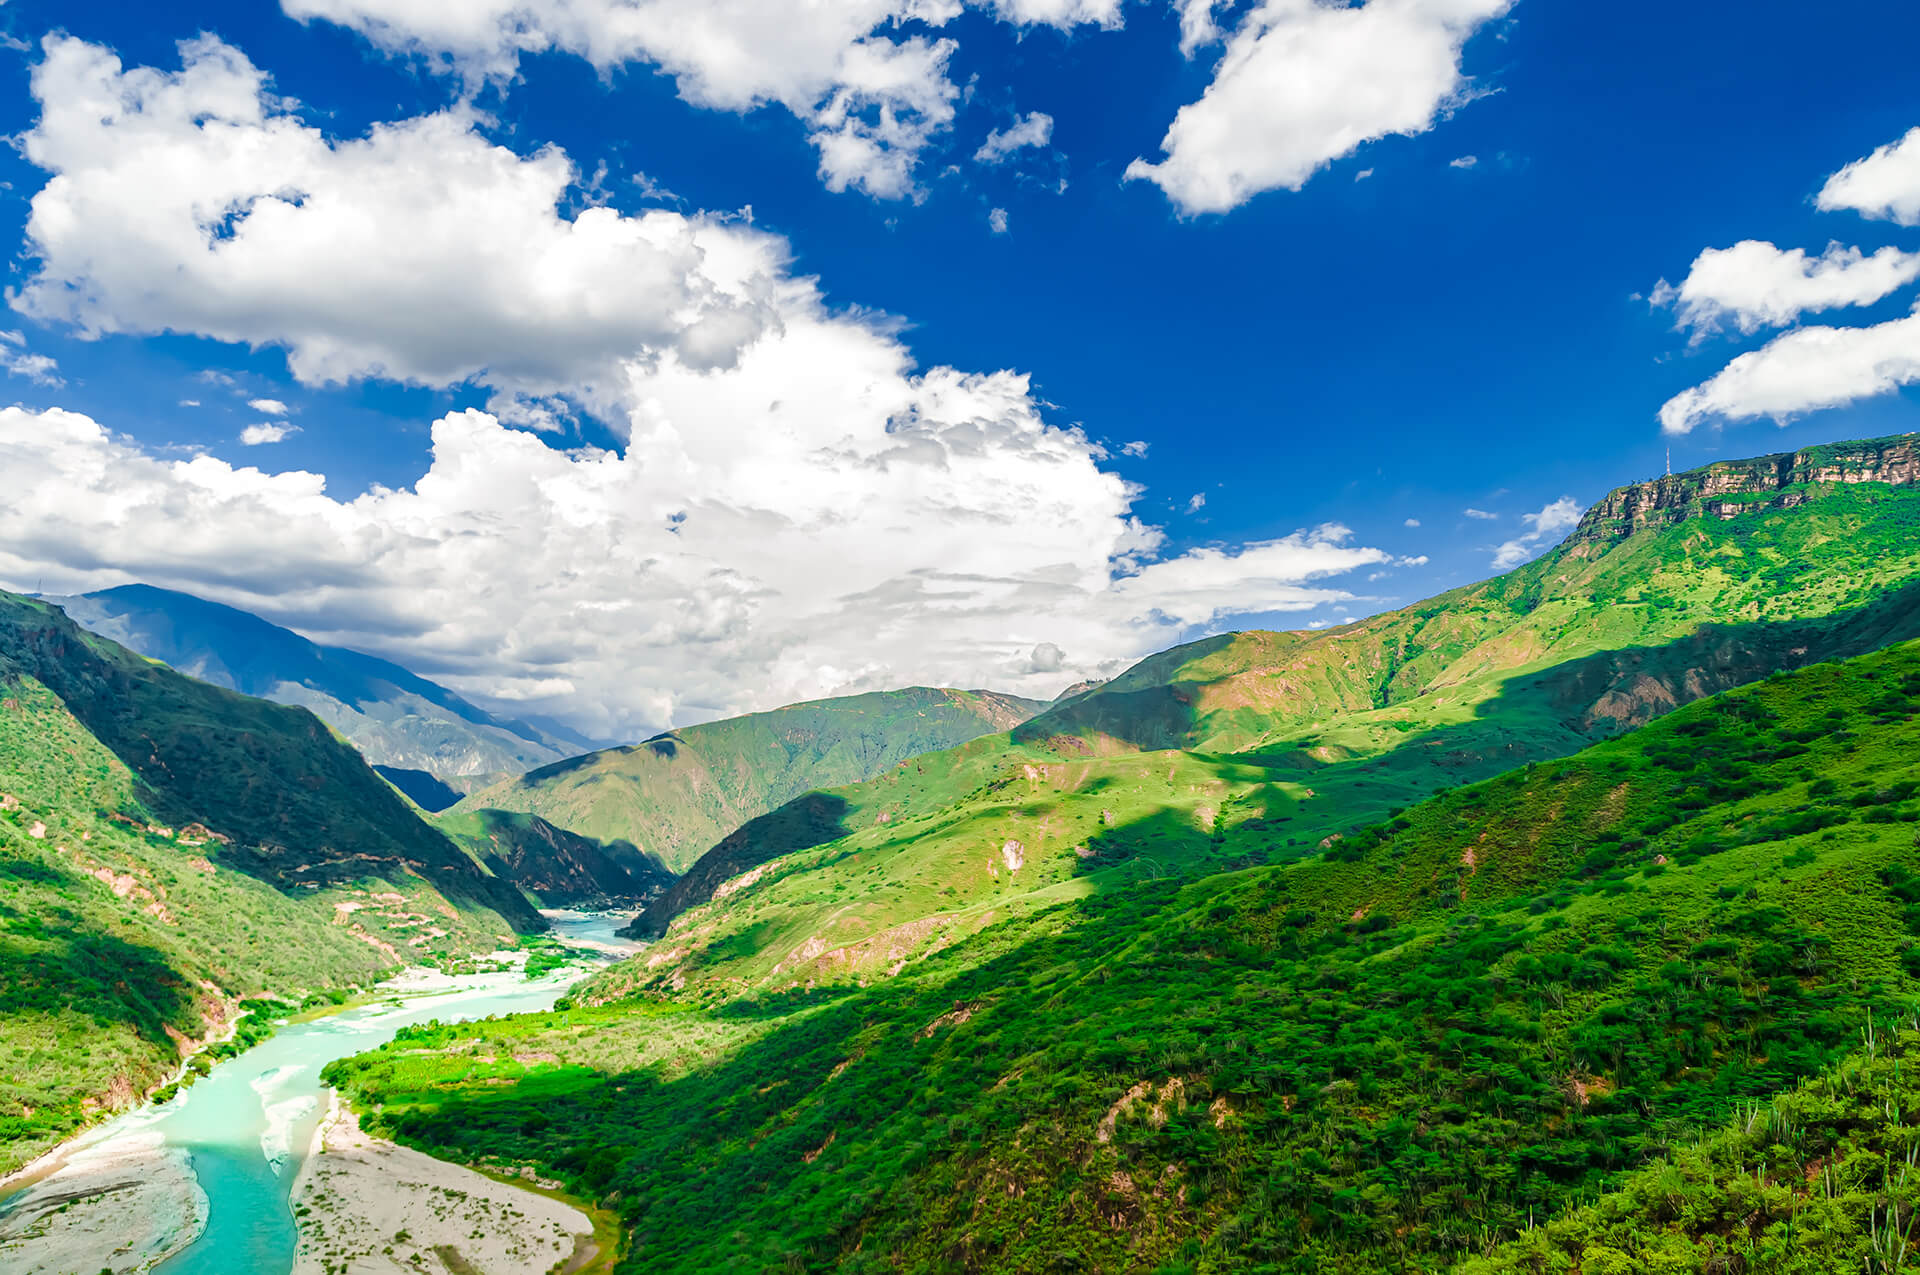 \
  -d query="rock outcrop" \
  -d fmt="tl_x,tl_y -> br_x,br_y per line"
1569,432 -> 1920,548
